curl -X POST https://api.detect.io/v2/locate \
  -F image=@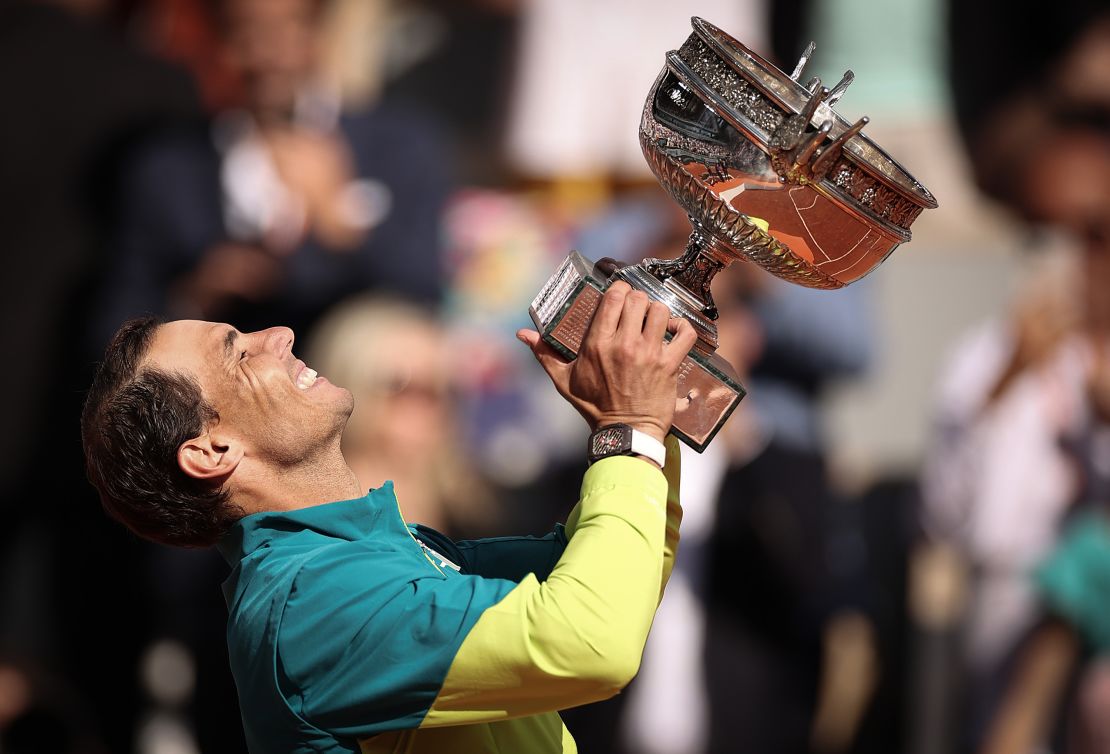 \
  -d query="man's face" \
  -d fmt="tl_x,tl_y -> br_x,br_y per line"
144,320 -> 353,468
